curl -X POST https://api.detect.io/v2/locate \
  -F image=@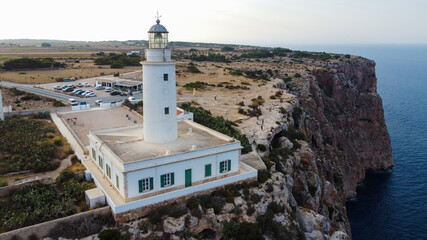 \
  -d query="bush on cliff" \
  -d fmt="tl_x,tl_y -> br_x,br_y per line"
181,104 -> 252,154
